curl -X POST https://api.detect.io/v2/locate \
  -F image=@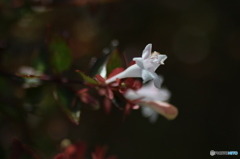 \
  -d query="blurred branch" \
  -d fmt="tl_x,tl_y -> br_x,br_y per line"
0,69 -> 84,85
